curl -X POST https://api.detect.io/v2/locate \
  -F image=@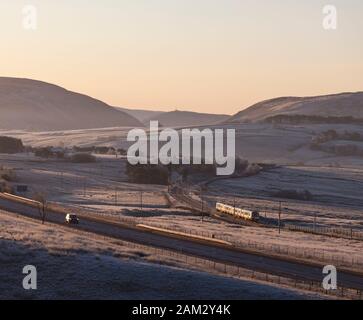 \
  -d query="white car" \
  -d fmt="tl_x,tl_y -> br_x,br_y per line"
65,214 -> 79,225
